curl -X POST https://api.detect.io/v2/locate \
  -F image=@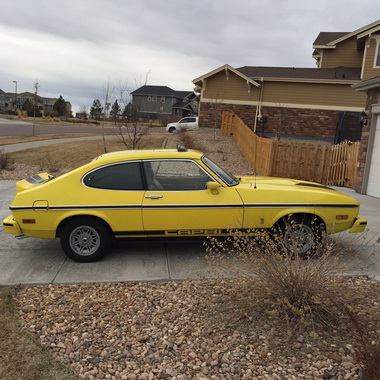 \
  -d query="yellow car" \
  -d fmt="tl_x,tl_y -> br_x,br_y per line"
3,146 -> 367,262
